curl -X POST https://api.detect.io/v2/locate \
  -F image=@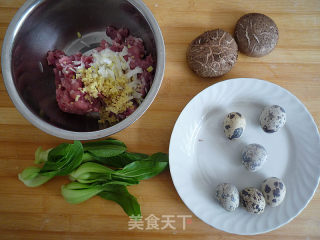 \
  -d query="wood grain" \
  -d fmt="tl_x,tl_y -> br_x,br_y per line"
0,0 -> 319,239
